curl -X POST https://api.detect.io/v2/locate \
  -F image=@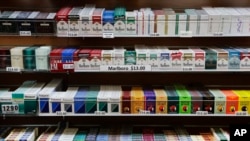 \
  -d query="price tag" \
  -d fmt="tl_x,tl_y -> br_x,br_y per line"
196,111 -> 208,116
63,64 -> 74,69
180,31 -> 192,37
183,67 -> 193,71
100,65 -> 151,72
150,33 -> 160,37
56,111 -> 67,116
6,67 -> 21,72
235,111 -> 248,116
213,32 -> 223,36
1,104 -> 19,114
19,31 -> 31,36
103,33 -> 114,38
139,110 -> 150,114
68,32 -> 78,37
95,111 -> 106,115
